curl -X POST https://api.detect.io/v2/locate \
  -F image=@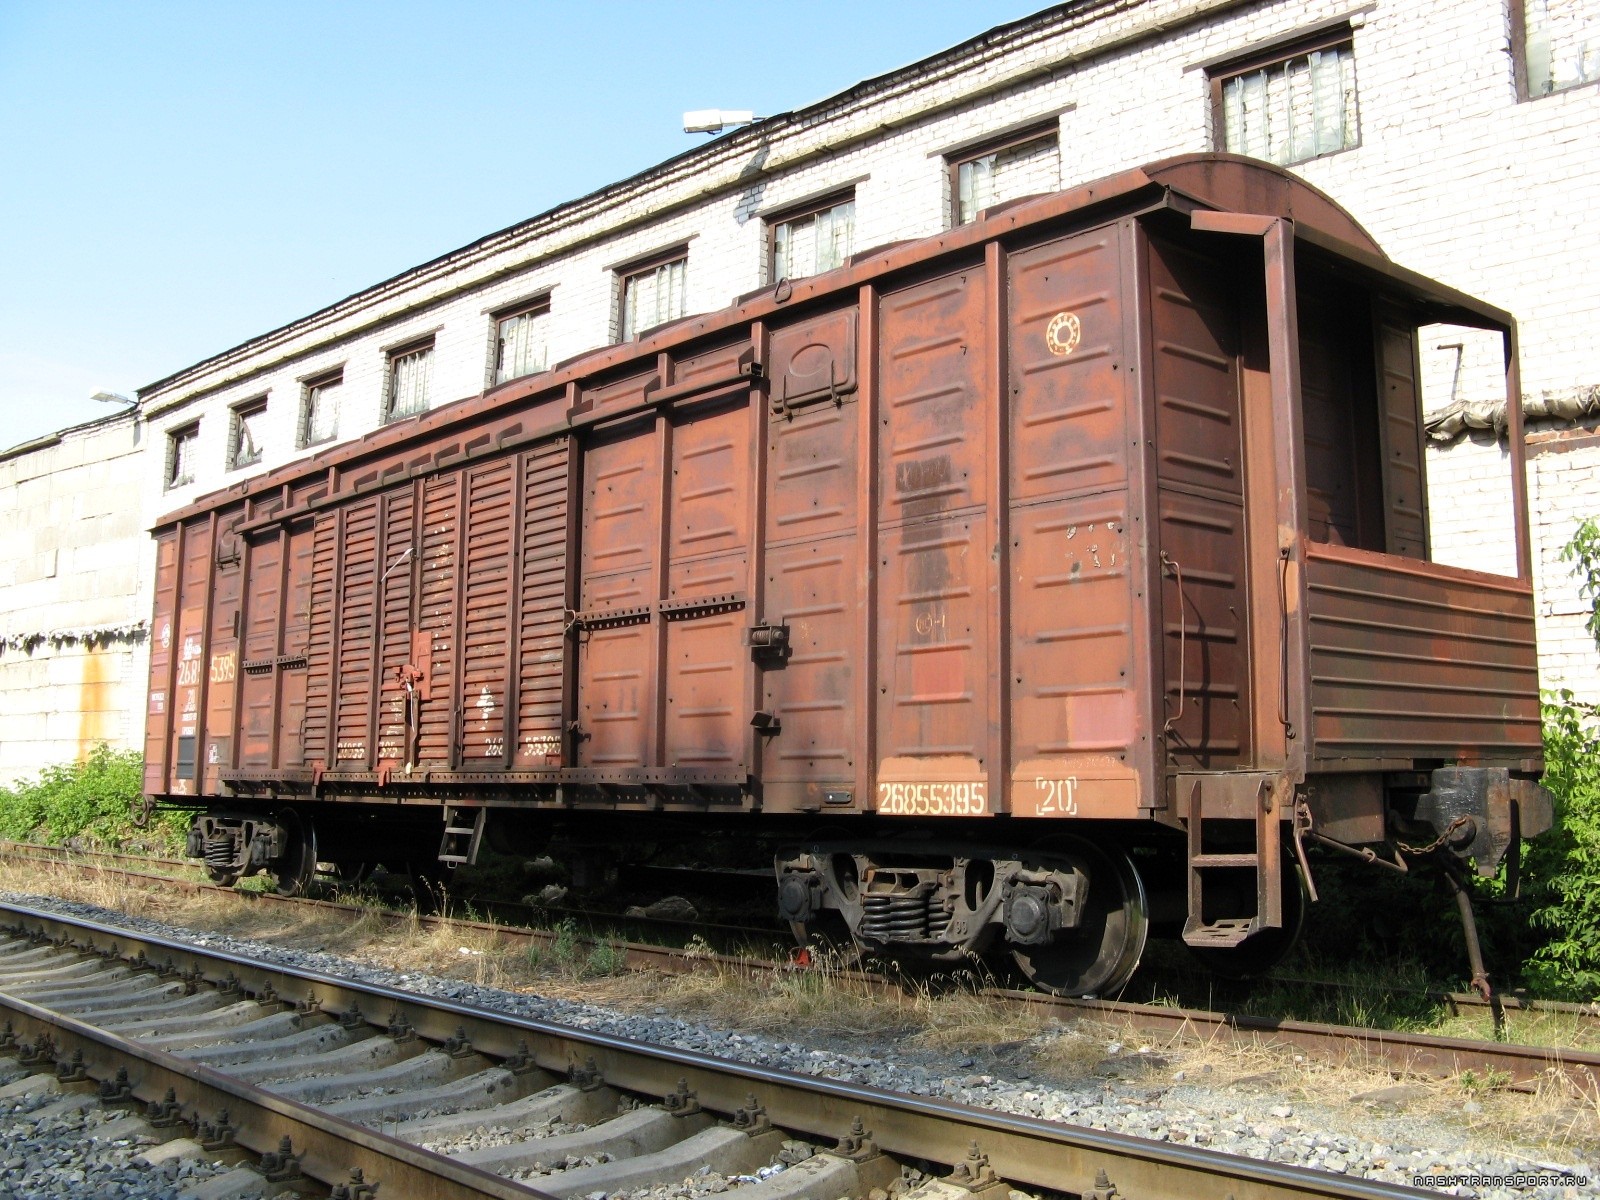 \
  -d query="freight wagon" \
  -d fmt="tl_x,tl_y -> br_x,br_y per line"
146,155 -> 1552,996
